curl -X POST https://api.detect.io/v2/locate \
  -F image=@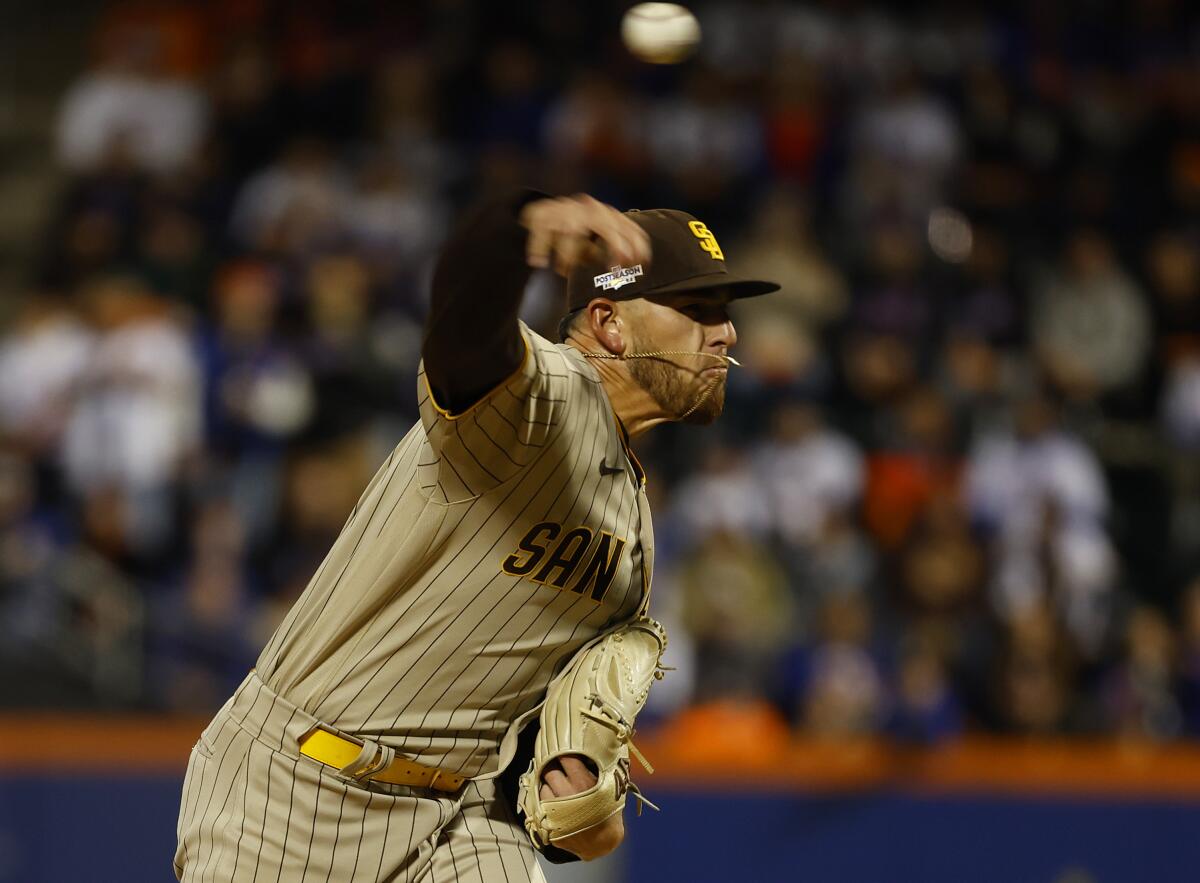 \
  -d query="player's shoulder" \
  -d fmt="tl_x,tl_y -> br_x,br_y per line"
520,321 -> 604,389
